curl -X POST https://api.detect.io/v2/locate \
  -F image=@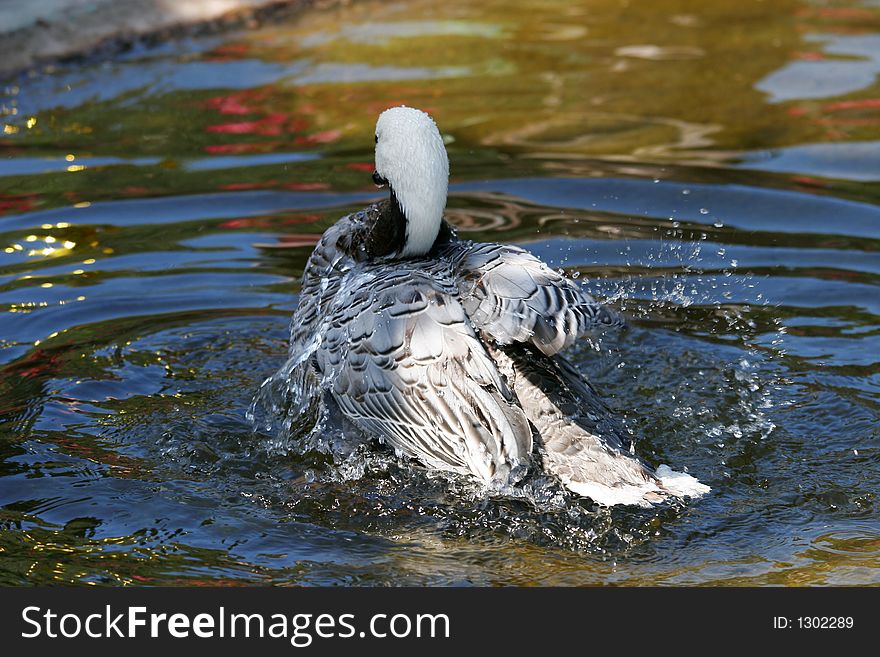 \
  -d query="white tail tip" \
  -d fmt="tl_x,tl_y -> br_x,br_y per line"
656,464 -> 711,498
562,465 -> 710,507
